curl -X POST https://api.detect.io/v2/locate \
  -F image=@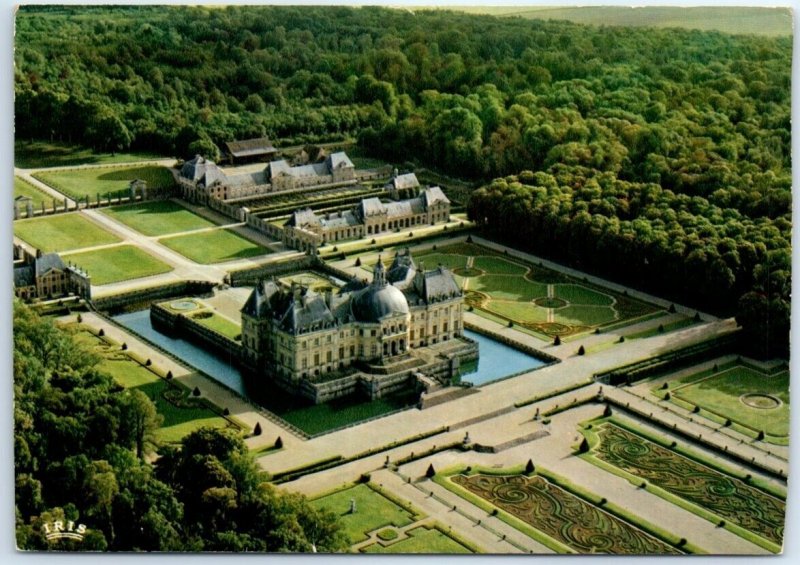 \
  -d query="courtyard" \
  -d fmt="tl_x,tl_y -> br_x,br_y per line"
33,164 -> 175,200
